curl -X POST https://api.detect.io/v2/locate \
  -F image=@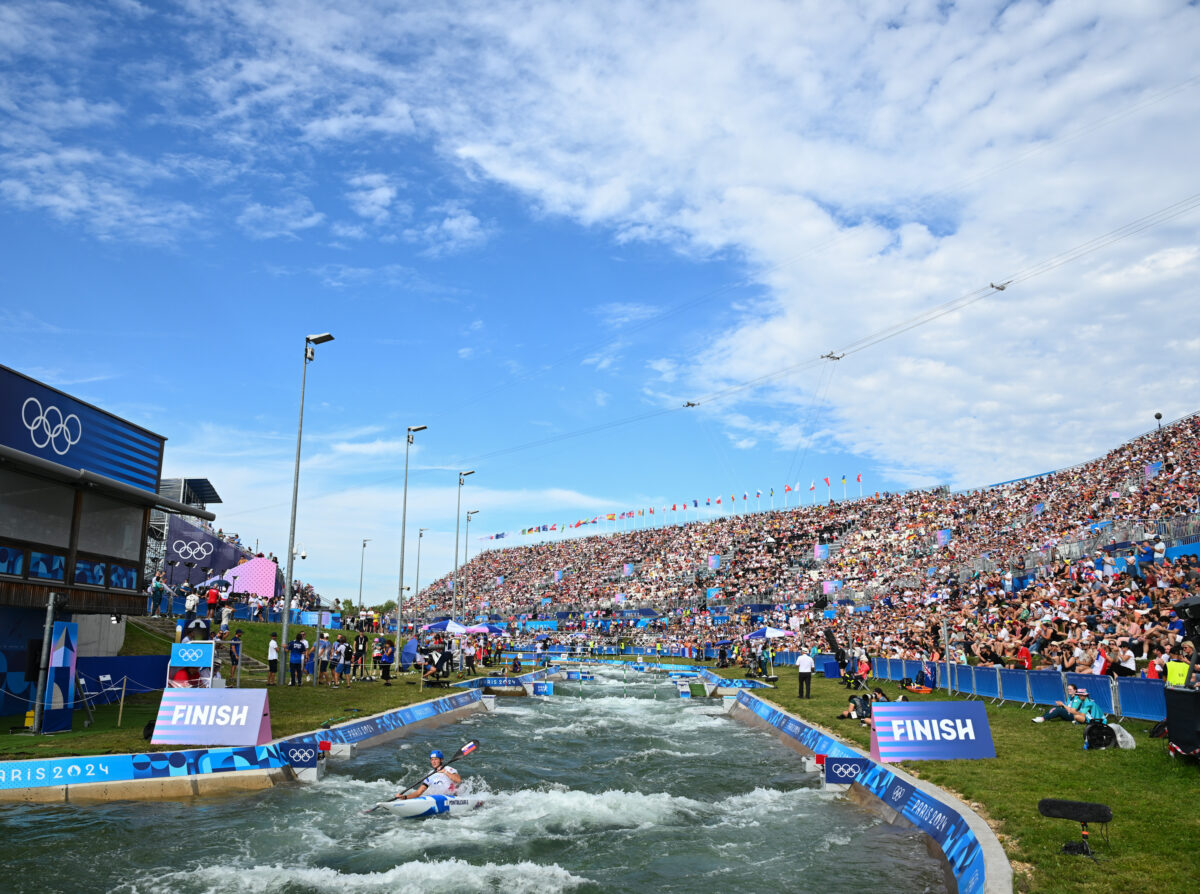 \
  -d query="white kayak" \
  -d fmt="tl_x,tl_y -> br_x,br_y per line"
379,793 -> 488,819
